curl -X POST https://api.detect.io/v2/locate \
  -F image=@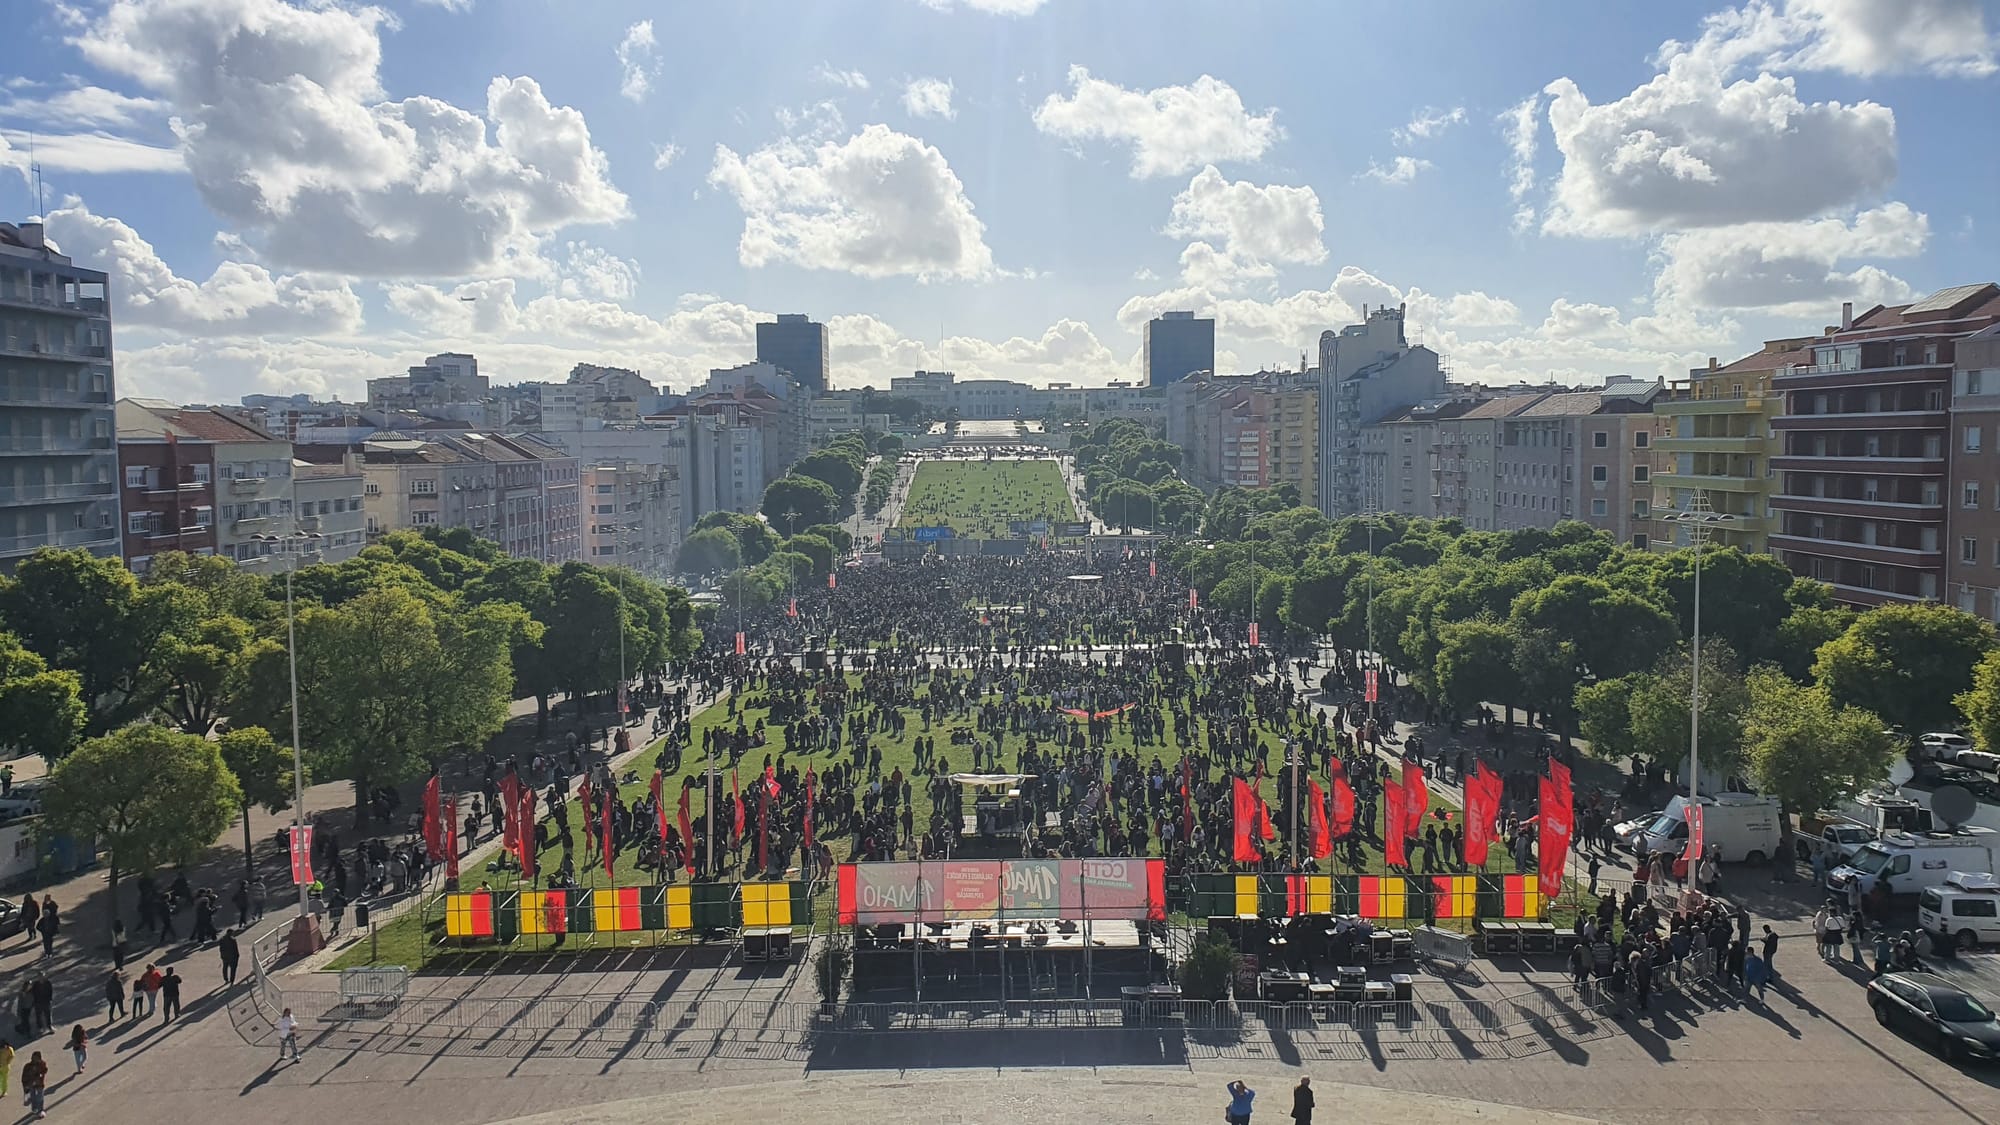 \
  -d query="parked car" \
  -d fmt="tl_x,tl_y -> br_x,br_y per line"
1867,972 -> 2000,1064
1933,768 -> 2000,802
0,898 -> 18,940
1920,733 -> 1976,762
1953,749 -> 2000,774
